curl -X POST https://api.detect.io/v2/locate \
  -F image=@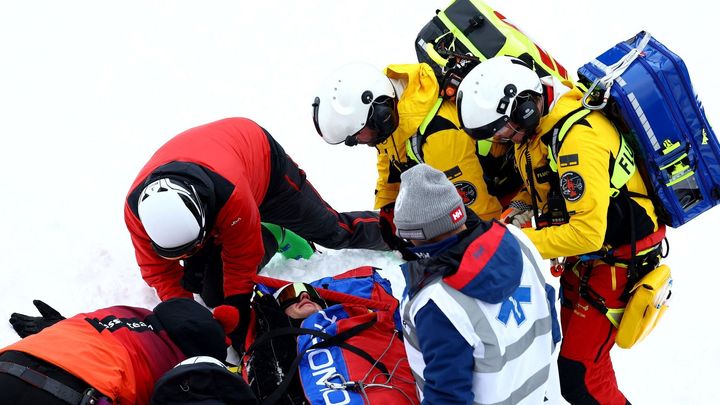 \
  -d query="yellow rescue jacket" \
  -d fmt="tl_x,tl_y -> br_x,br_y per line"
374,63 -> 504,220
518,84 -> 658,259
